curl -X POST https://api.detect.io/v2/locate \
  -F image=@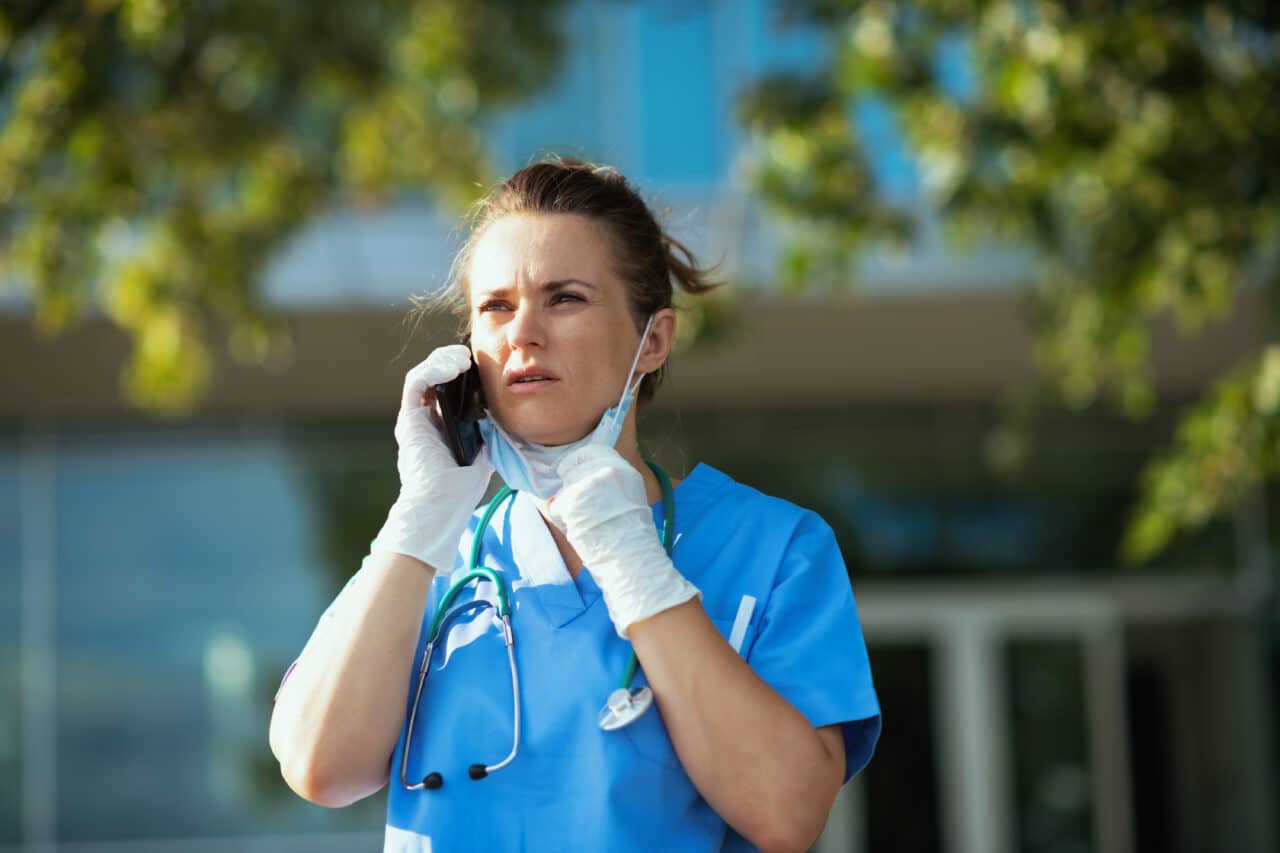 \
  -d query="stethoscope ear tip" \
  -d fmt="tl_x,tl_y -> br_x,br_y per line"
423,772 -> 444,790
468,764 -> 489,780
